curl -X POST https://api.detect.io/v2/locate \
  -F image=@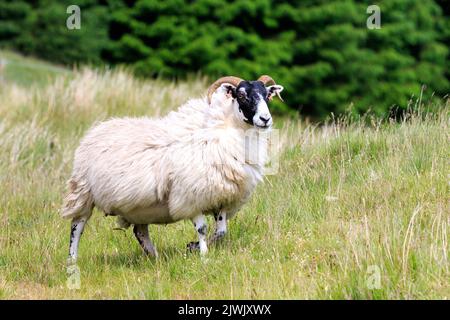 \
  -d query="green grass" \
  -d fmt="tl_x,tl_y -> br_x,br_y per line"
0,54 -> 448,299
0,50 -> 70,87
